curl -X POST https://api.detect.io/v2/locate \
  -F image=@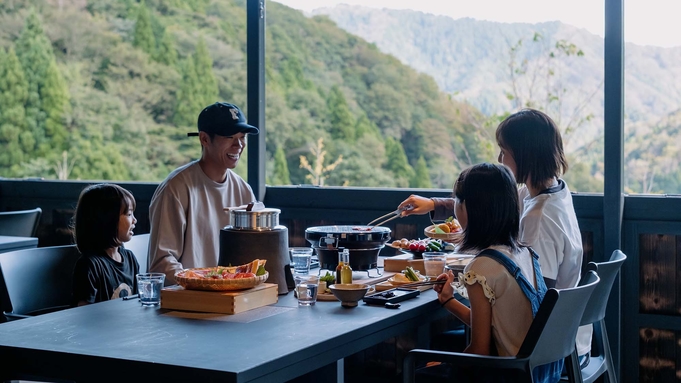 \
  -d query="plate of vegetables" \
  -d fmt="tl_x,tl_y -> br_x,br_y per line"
388,266 -> 427,286
388,238 -> 452,258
